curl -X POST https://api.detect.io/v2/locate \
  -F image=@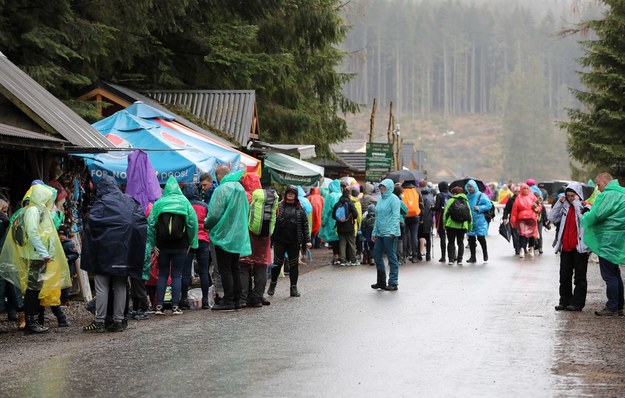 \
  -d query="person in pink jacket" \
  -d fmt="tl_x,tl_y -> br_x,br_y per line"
511,183 -> 542,258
